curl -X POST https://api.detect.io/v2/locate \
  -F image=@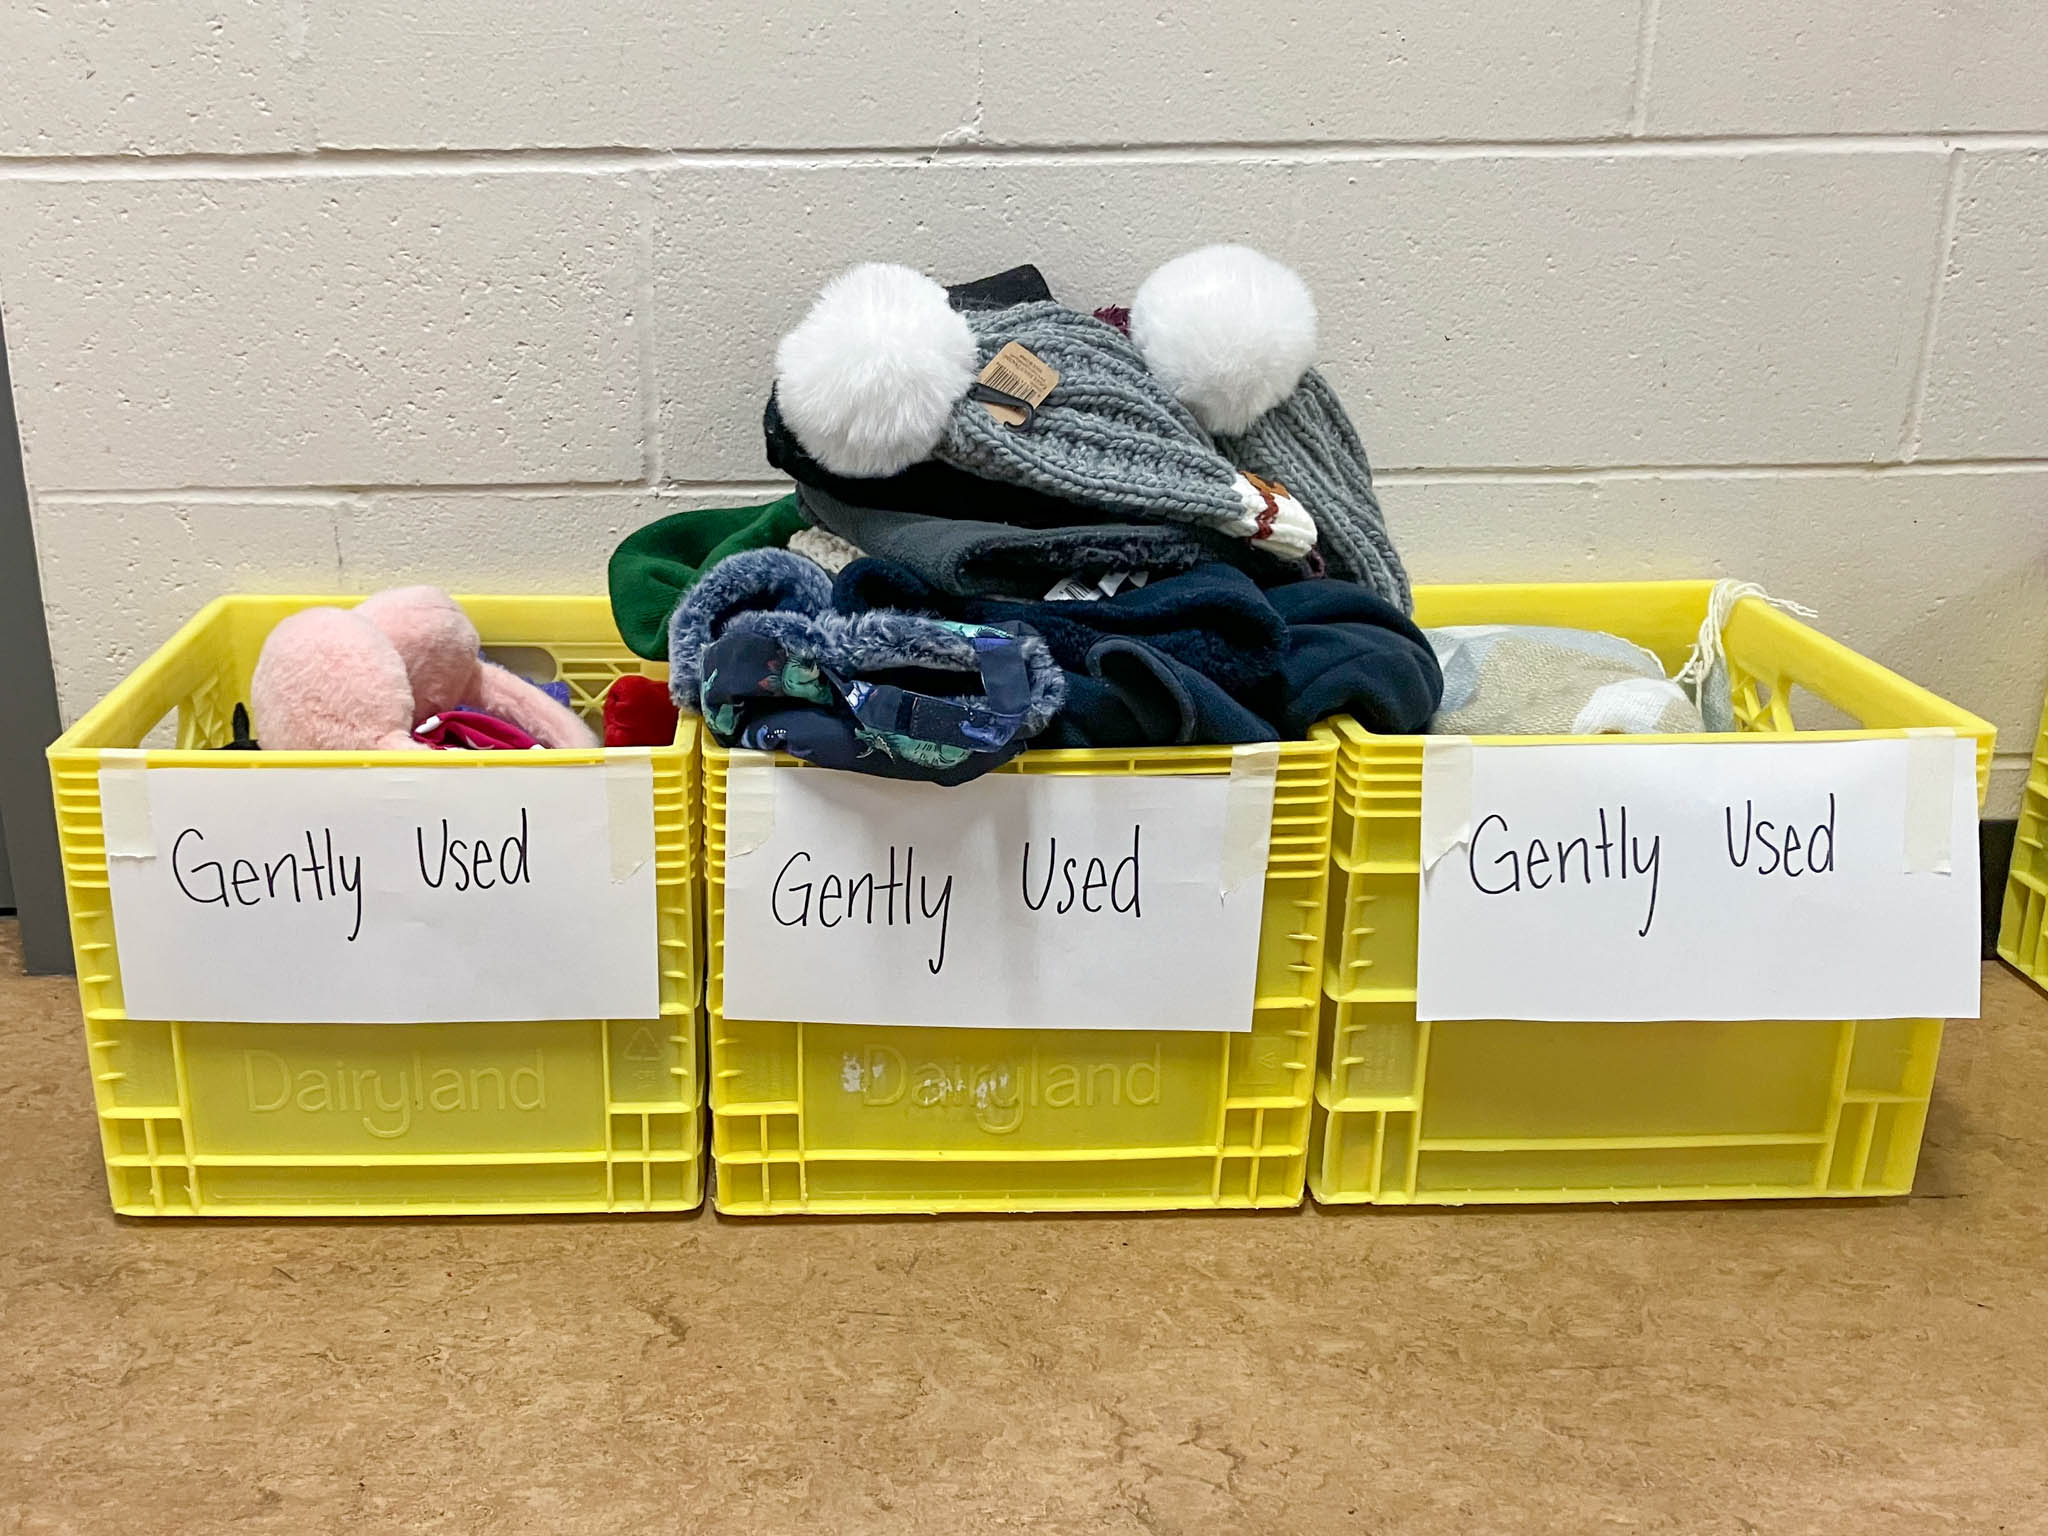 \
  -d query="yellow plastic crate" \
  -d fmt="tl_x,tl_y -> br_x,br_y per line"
704,741 -> 1337,1215
46,596 -> 703,1217
1313,580 -> 1993,1206
1997,682 -> 2048,987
